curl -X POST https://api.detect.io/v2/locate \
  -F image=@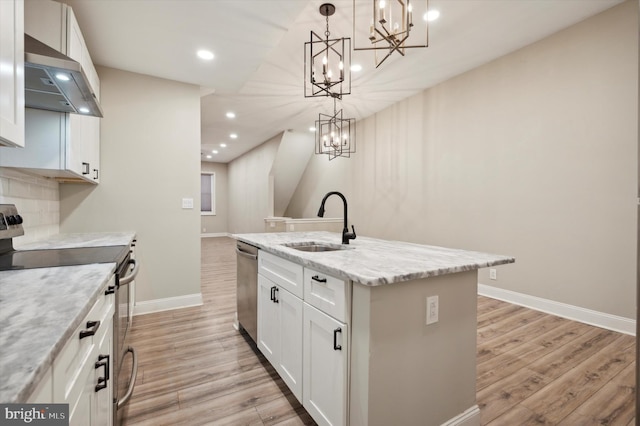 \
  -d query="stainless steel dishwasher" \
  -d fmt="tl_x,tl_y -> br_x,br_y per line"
236,241 -> 258,343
